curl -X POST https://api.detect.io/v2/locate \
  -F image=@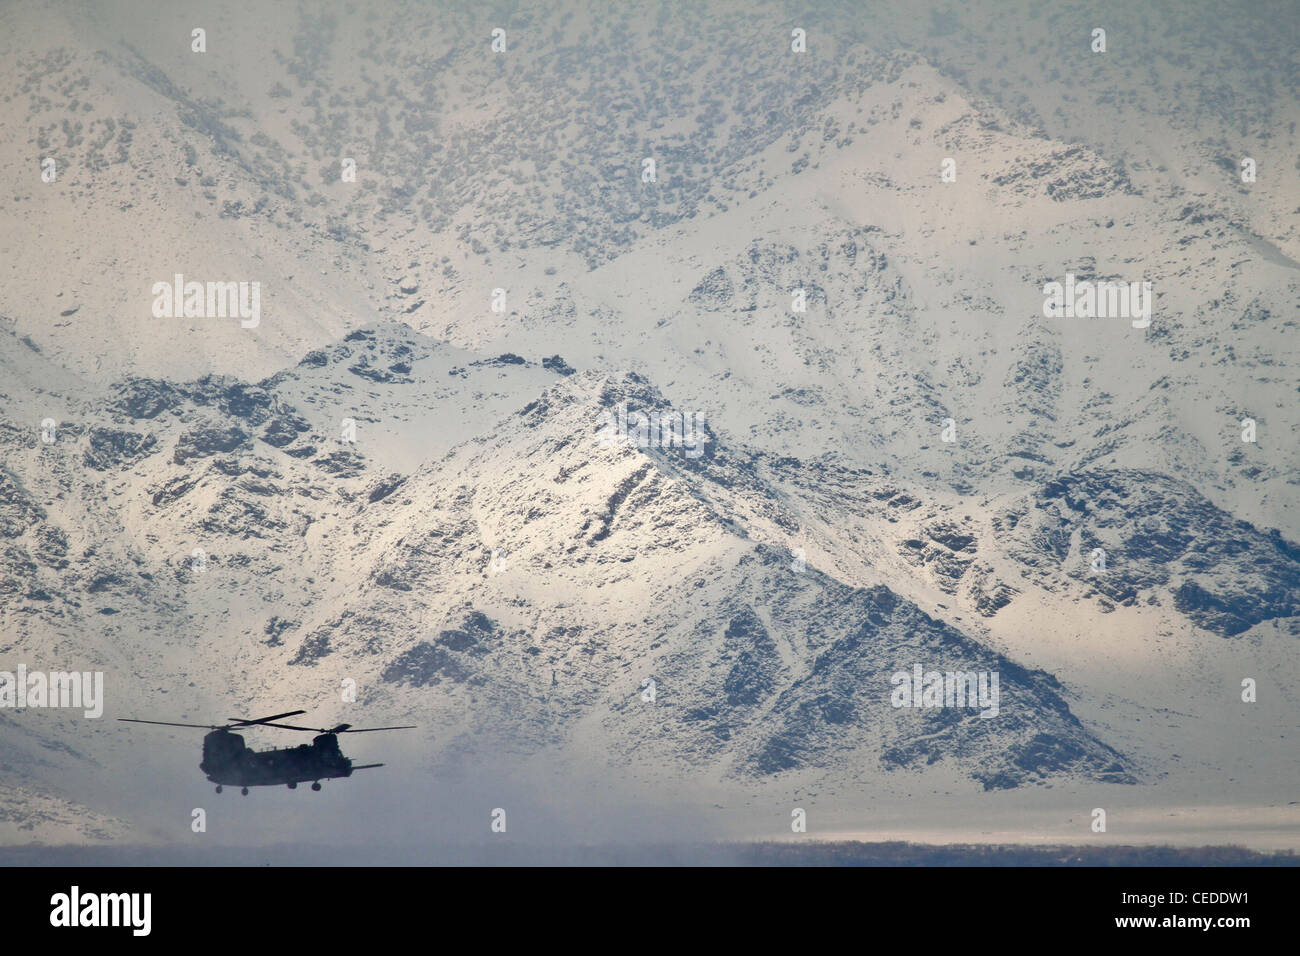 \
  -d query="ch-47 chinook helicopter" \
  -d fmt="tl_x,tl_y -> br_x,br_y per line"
118,709 -> 414,795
